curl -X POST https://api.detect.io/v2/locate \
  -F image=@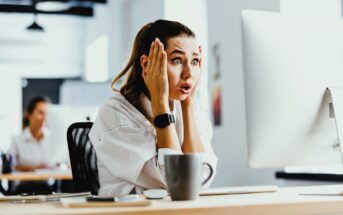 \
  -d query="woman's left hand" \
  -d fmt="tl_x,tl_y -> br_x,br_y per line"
181,45 -> 203,107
